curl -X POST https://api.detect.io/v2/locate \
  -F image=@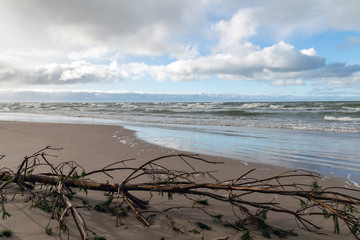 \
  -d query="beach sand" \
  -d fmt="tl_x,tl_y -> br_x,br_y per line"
0,121 -> 358,240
